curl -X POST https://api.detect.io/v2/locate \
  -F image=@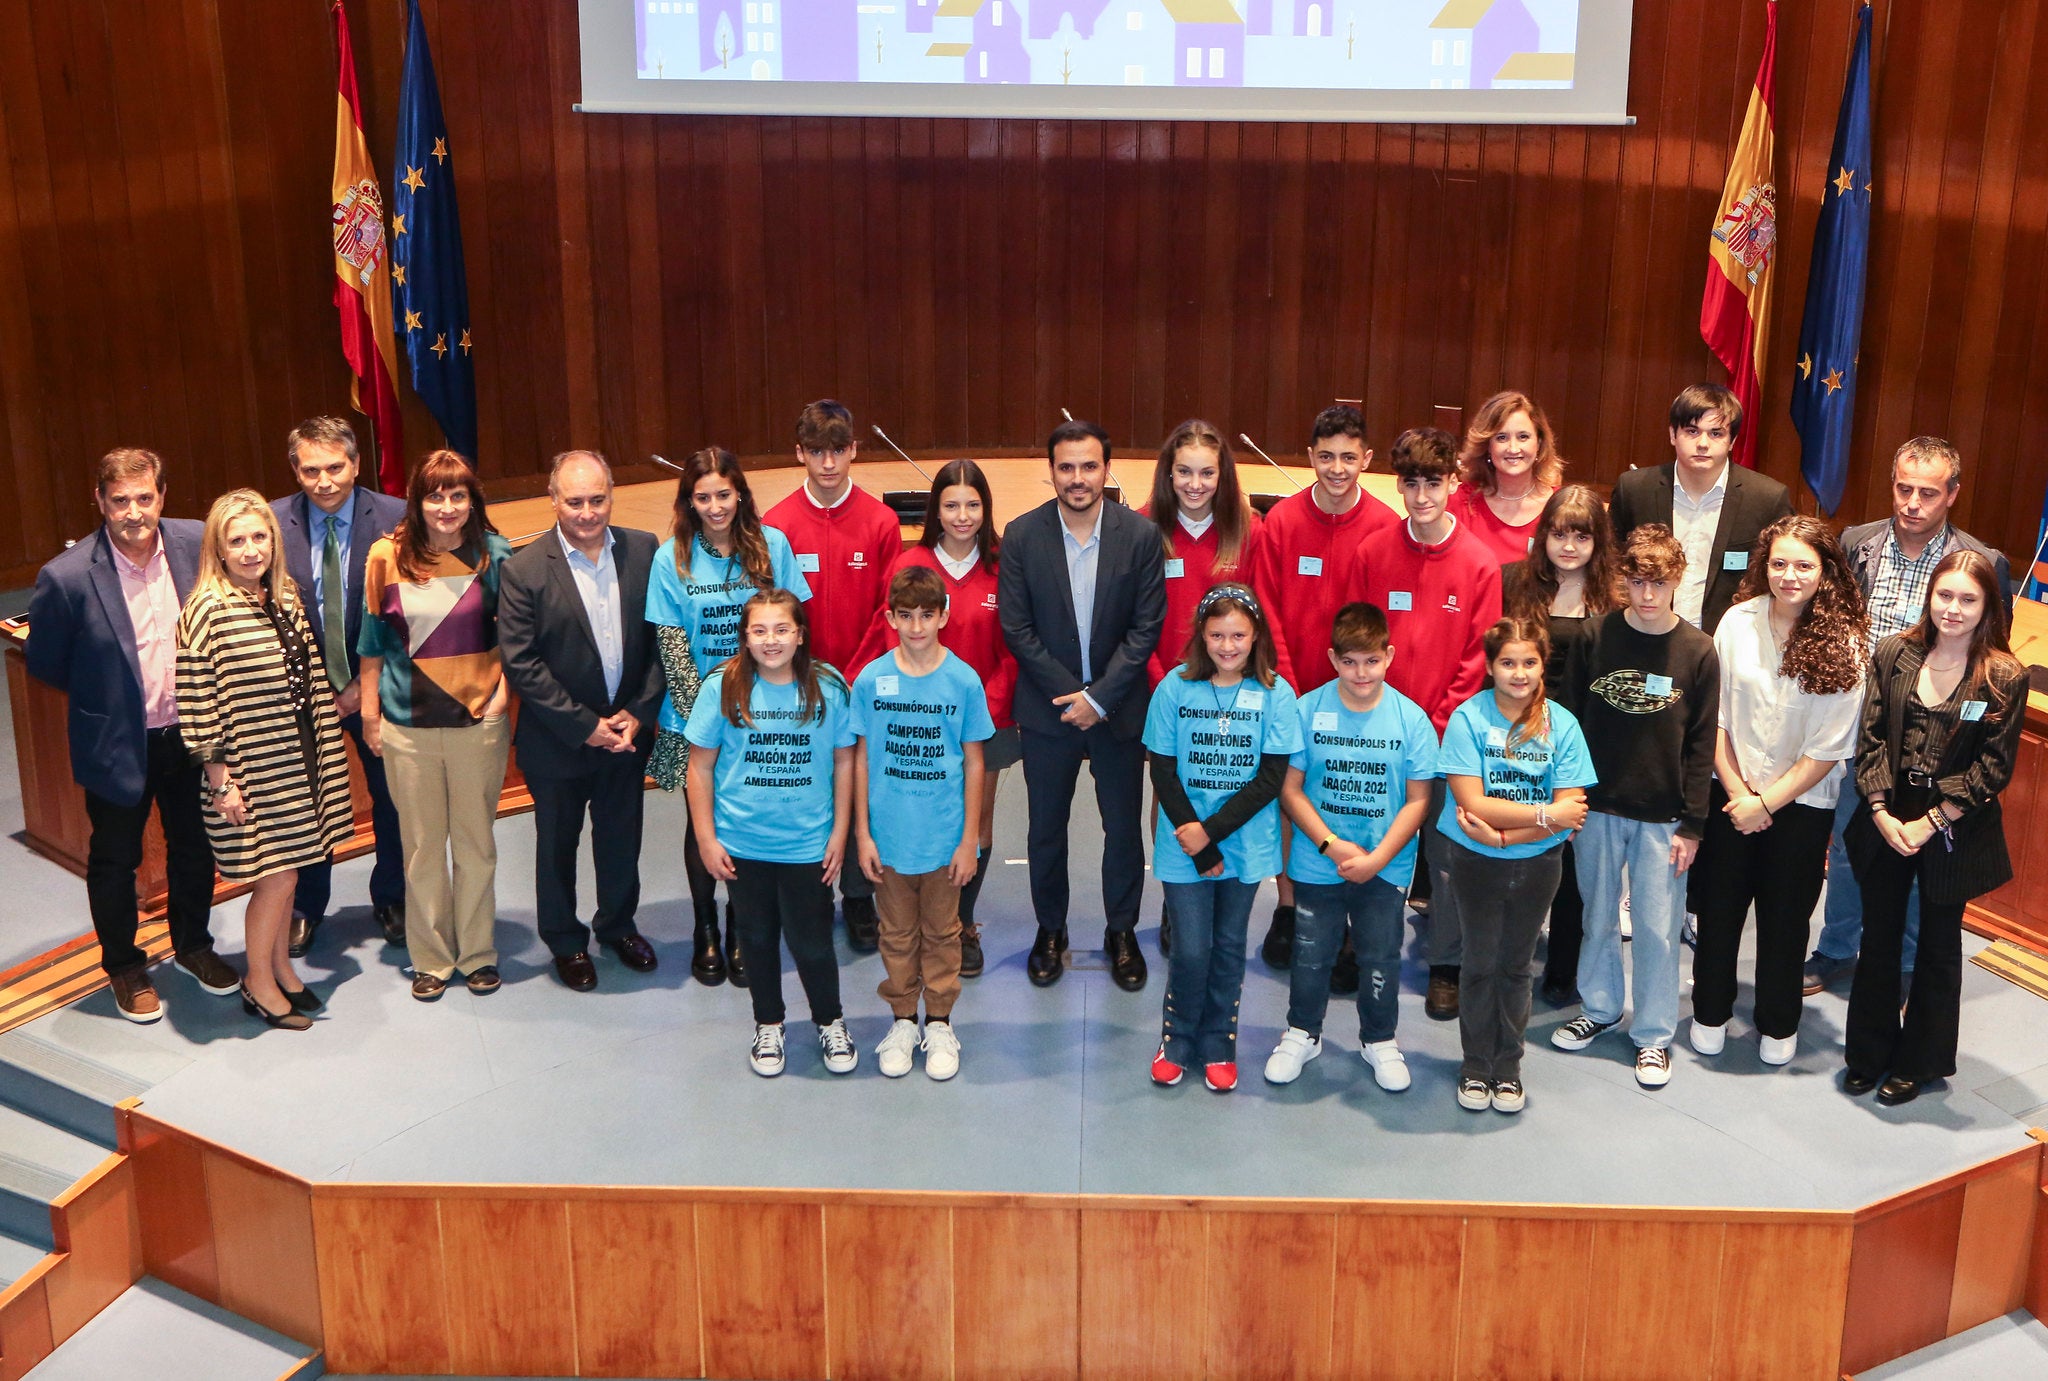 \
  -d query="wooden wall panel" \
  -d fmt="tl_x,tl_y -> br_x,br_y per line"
41,1156 -> 142,1343
1455,1217 -> 1594,1381
1946,1154 -> 2042,1336
824,1204 -> 952,1381
1581,1219 -> 1724,1381
1203,1210 -> 1336,1381
440,1197 -> 577,1377
1079,1207 -> 1206,1381
1330,1214 -> 1462,1381
566,1198 -> 700,1379
954,1205 -> 1078,1381
8,1 -> 2048,590
310,1194 -> 450,1376
695,1200 -> 826,1381
0,1269 -> 55,1381
1839,1187 -> 1967,1375
1709,1221 -> 1853,1381
122,1113 -> 220,1303
200,1151 -> 322,1348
